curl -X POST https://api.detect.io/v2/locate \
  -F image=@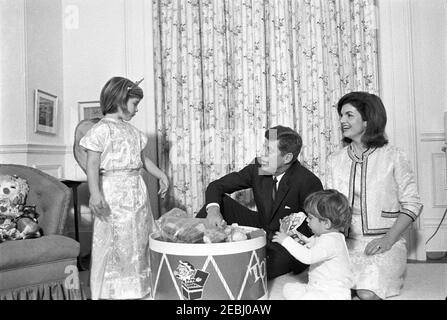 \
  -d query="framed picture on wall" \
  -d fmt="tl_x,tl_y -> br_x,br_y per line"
34,89 -> 58,135
78,101 -> 103,121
